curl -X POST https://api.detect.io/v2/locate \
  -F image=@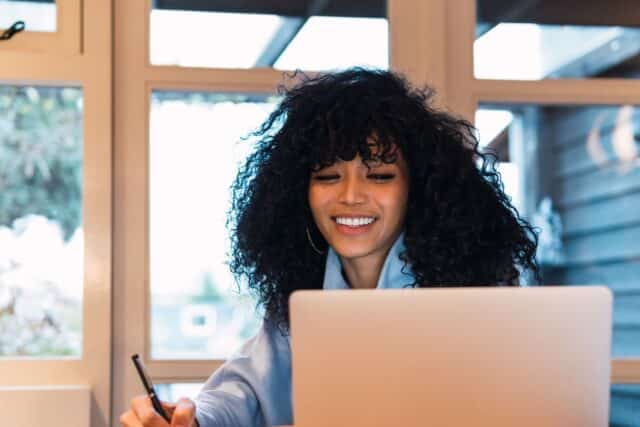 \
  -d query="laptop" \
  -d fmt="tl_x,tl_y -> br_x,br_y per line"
289,286 -> 612,427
